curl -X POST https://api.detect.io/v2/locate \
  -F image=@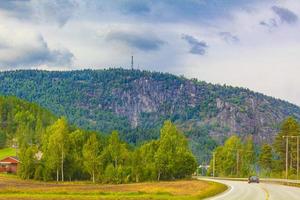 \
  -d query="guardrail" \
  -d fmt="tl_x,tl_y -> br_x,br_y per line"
195,176 -> 300,185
